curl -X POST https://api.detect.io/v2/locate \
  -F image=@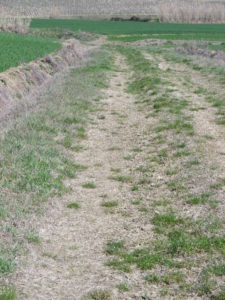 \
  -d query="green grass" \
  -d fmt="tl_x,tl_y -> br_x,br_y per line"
106,231 -> 225,273
0,32 -> 60,72
152,212 -> 184,227
145,272 -> 184,285
145,273 -> 160,284
106,240 -> 125,255
209,263 -> 225,276
206,95 -> 225,127
155,119 -> 194,136
116,282 -> 130,292
215,290 -> 225,300
131,198 -> 141,205
166,169 -> 177,176
67,202 -> 80,209
112,41 -> 225,298
85,289 -> 111,300
0,286 -> 16,300
111,168 -> 121,173
25,231 -> 40,244
163,230 -> 225,256
162,272 -> 184,285
131,184 -> 139,191
0,256 -> 14,274
102,200 -> 118,208
106,259 -> 131,273
186,193 -> 210,205
31,19 -> 225,37
152,200 -> 170,207
109,175 -> 133,183
209,42 -> 225,52
82,182 -> 97,189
